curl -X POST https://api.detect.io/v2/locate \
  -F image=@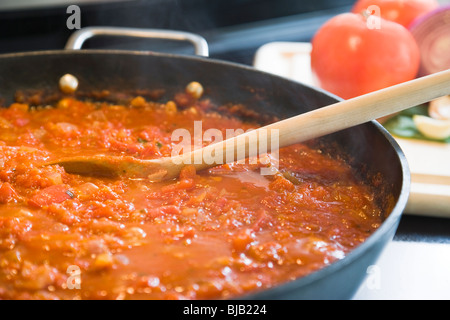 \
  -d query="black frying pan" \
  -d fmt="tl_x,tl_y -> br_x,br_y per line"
0,27 -> 410,300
